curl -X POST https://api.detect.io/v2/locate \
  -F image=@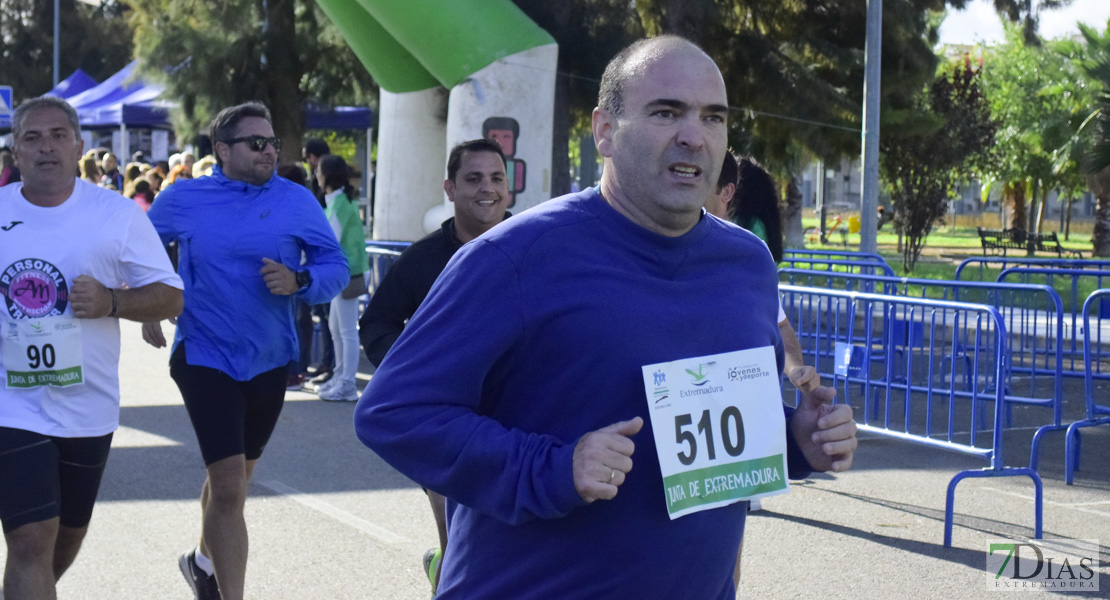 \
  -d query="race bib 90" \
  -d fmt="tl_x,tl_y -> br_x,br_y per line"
3,316 -> 85,388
